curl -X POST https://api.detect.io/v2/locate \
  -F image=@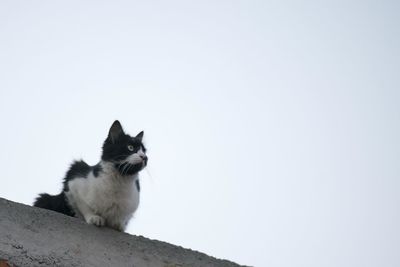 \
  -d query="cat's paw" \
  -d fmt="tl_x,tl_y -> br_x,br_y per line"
86,215 -> 105,227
